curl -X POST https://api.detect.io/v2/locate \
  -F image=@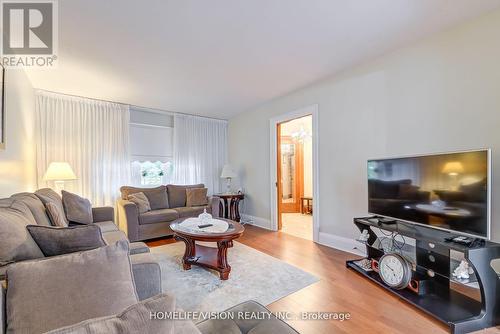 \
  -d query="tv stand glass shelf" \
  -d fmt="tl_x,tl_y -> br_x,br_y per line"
347,216 -> 500,334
